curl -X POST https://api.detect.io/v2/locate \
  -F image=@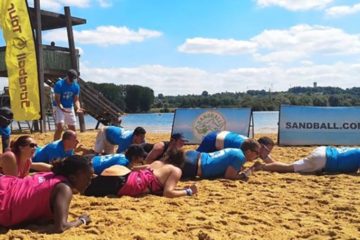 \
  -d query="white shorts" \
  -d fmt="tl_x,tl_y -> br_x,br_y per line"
293,146 -> 327,173
94,126 -> 115,154
215,131 -> 230,150
54,107 -> 76,126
